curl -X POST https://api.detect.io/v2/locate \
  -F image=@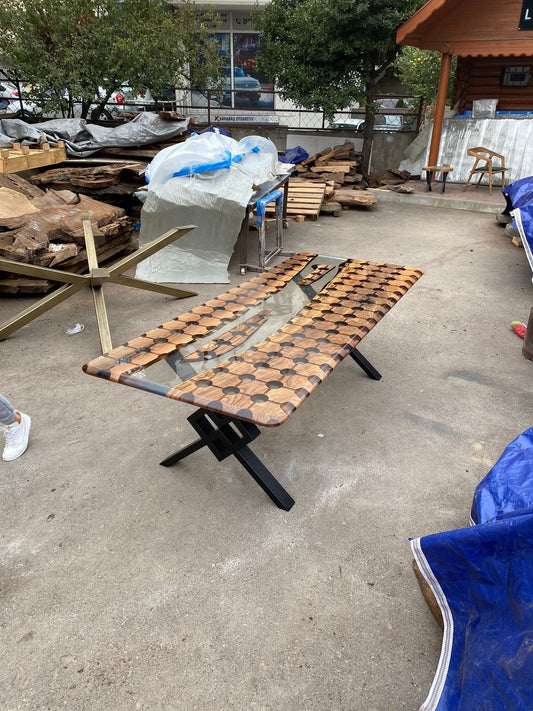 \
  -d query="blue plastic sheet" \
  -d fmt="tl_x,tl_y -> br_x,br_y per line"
471,427 -> 533,524
279,145 -> 309,164
502,176 -> 533,215
201,125 -> 232,137
502,177 -> 533,275
412,427 -> 533,711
